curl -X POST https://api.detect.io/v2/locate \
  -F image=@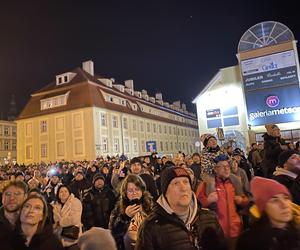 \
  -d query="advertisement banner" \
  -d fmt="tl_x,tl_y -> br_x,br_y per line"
241,50 -> 299,91
246,84 -> 300,126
